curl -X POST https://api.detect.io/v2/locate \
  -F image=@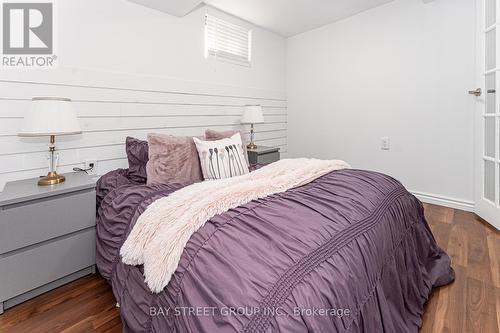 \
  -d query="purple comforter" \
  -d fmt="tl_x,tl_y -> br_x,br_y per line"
96,168 -> 454,333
